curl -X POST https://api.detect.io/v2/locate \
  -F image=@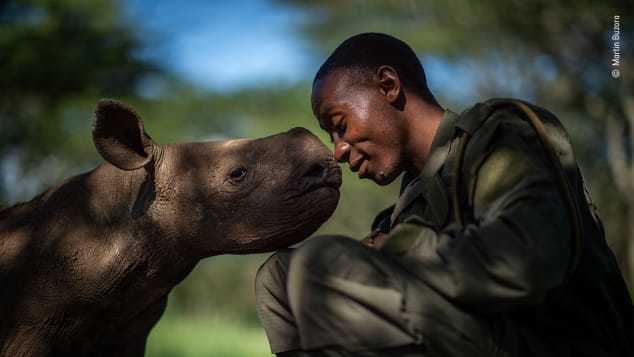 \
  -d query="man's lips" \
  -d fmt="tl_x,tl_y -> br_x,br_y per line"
349,156 -> 365,172
349,156 -> 370,178
358,160 -> 369,178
